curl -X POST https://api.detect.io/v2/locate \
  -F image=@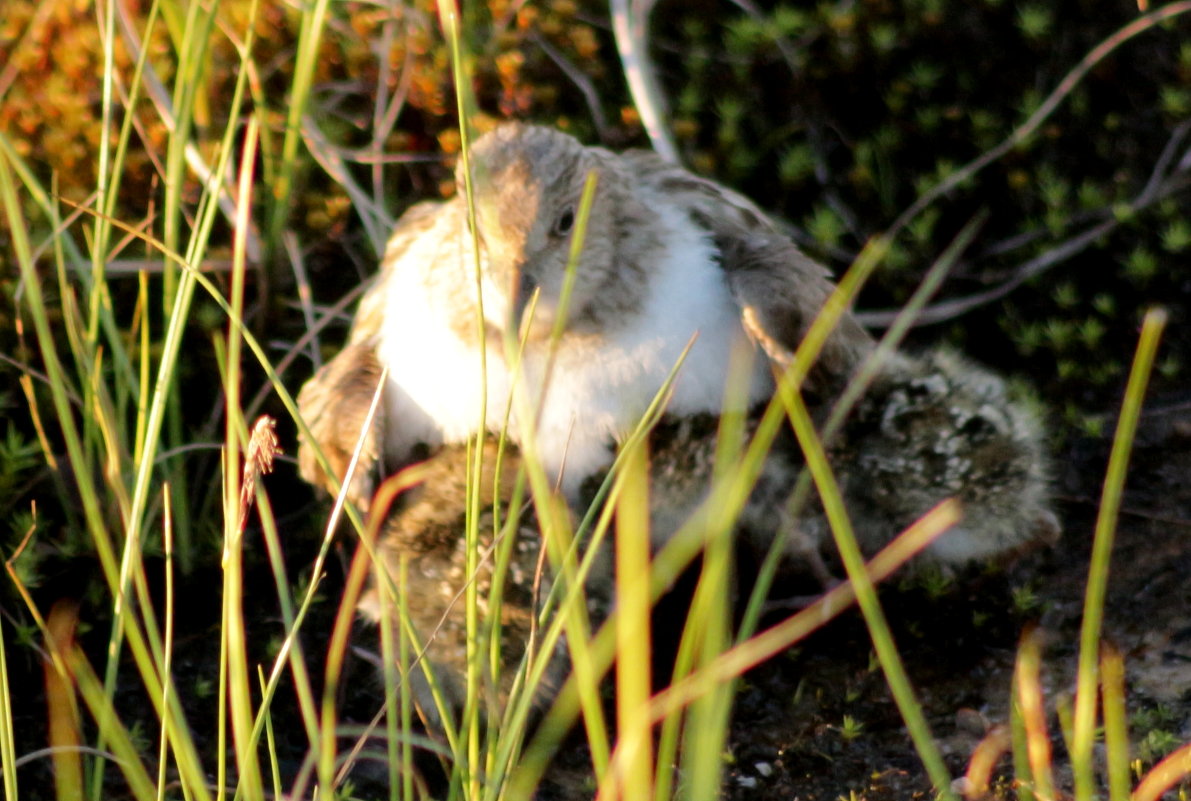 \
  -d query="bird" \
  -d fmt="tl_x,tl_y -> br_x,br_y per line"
566,347 -> 1058,575
352,346 -> 1058,729
354,437 -> 612,730
296,340 -> 387,509
817,347 -> 1060,566
296,122 -> 874,507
